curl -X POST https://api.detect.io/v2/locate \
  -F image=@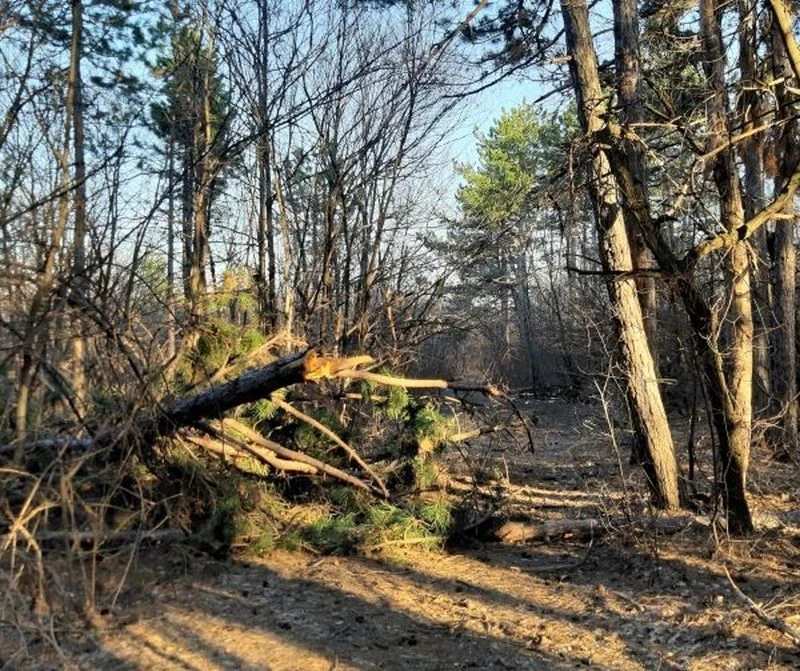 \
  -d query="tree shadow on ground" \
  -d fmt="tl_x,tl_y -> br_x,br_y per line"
15,524 -> 795,671
54,548 -> 579,671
